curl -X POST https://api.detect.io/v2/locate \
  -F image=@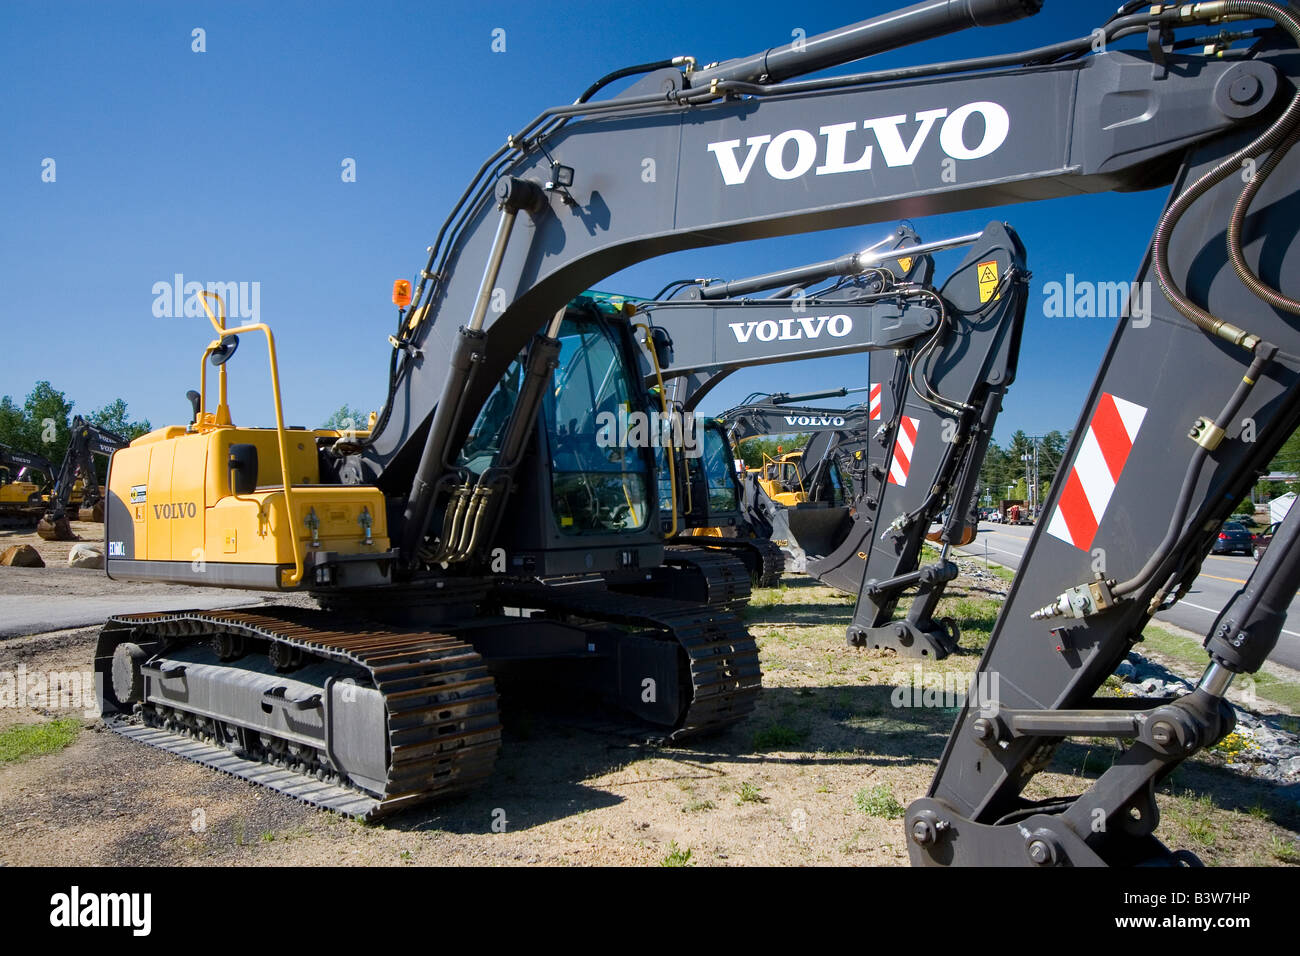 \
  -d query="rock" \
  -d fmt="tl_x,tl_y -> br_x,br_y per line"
67,543 -> 104,570
0,544 -> 44,568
